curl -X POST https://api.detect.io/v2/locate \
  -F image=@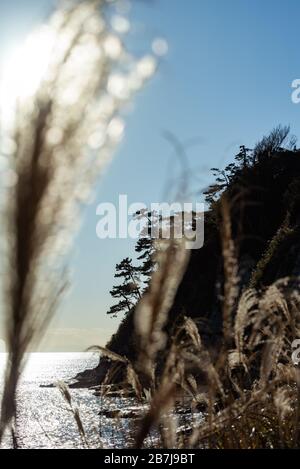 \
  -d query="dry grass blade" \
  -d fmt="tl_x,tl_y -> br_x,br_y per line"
234,288 -> 258,355
134,240 -> 189,383
220,196 -> 240,346
159,412 -> 178,449
180,316 -> 202,350
135,243 -> 189,448
56,380 -> 72,406
135,380 -> 177,448
87,345 -> 128,364
126,365 -> 143,401
88,345 -> 143,399
56,381 -> 88,448
0,0 -> 157,443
